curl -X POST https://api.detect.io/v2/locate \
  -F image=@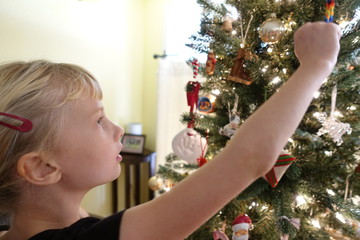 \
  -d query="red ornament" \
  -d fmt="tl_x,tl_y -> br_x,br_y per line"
186,81 -> 201,113
232,214 -> 252,240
